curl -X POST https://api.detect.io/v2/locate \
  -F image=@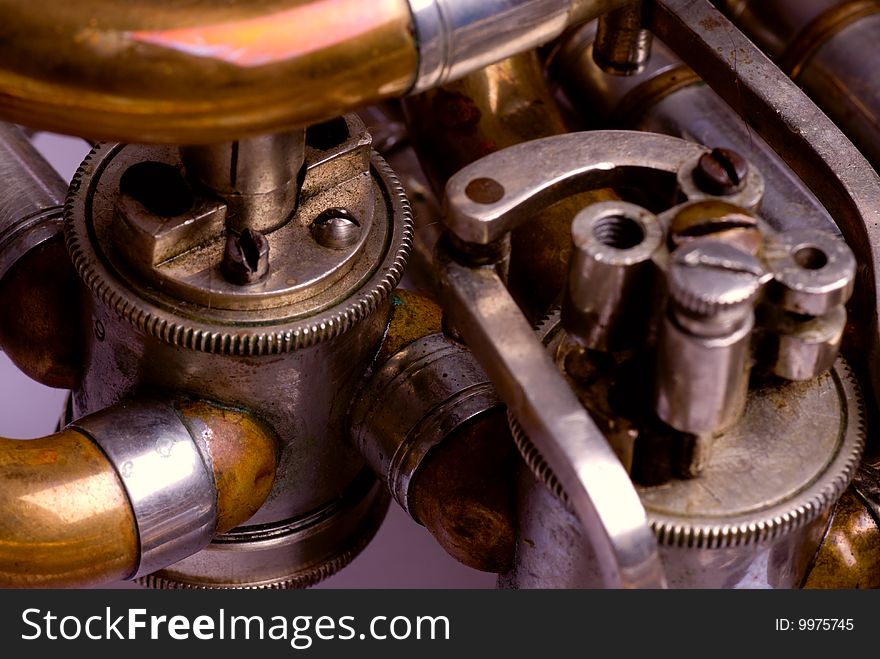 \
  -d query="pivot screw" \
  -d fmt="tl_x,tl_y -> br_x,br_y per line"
668,239 -> 766,321
694,148 -> 749,196
221,228 -> 270,285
